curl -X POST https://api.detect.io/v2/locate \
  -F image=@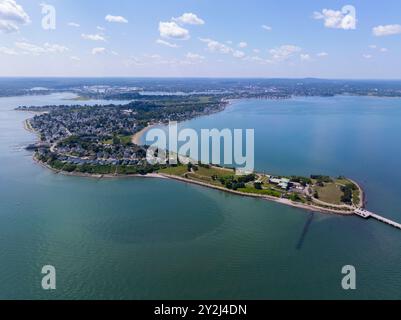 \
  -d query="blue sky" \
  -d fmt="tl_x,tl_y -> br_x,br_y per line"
1,0 -> 401,78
